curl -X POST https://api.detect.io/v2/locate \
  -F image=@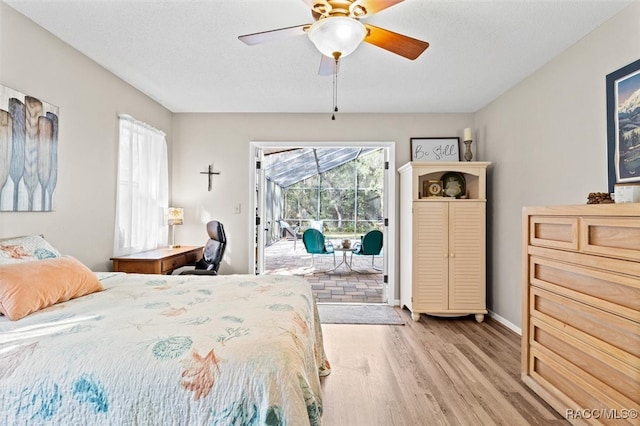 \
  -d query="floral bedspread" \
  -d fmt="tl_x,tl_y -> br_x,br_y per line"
0,272 -> 330,425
